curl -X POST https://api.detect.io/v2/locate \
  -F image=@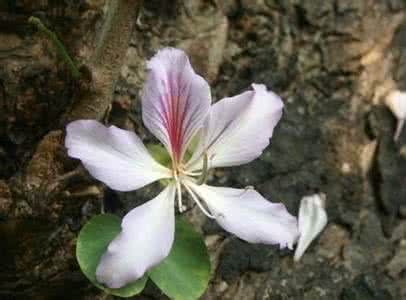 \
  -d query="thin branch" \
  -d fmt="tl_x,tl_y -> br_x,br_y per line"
28,16 -> 81,79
